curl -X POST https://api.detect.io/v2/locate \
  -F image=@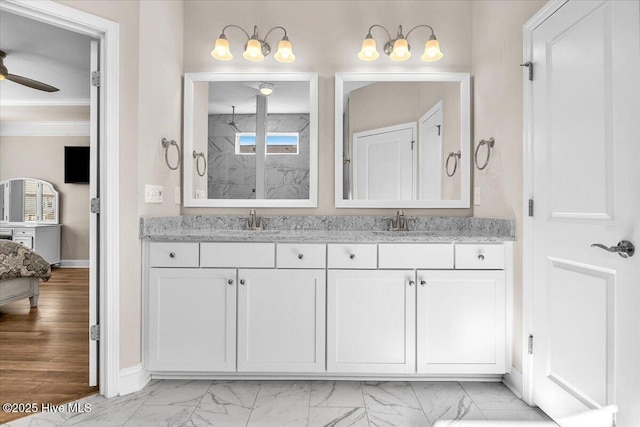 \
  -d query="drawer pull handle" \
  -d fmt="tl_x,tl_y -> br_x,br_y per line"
420,280 -> 426,286
227,279 -> 234,285
408,280 -> 415,287
240,279 -> 246,285
478,254 -> 485,261
169,252 -> 176,258
298,254 -> 304,260
350,254 -> 356,260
